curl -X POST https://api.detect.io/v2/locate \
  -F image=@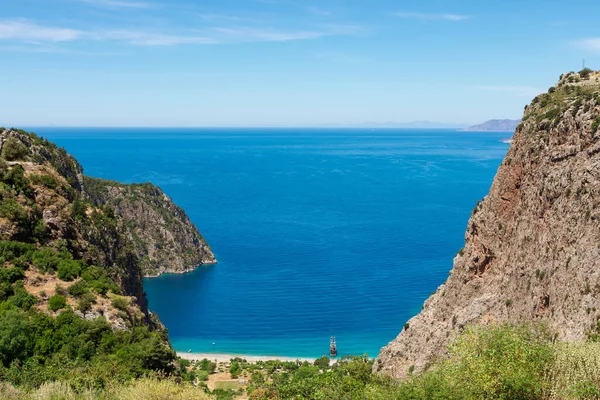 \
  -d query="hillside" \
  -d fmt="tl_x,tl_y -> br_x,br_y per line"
0,128 -> 212,392
462,119 -> 521,132
375,69 -> 600,378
